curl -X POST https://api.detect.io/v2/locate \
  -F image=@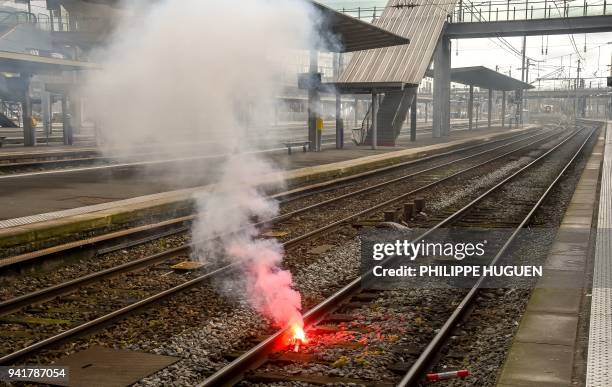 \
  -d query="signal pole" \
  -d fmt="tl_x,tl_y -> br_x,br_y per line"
519,36 -> 527,125
574,59 -> 581,119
